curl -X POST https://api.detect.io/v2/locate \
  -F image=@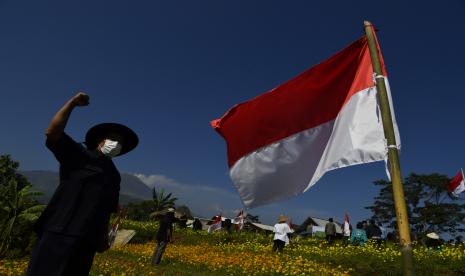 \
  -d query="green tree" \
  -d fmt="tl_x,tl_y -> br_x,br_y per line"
152,187 -> 177,212
408,173 -> 465,234
365,178 -> 422,229
0,155 -> 45,257
125,200 -> 157,221
176,205 -> 193,219
366,172 -> 465,236
124,187 -> 178,221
